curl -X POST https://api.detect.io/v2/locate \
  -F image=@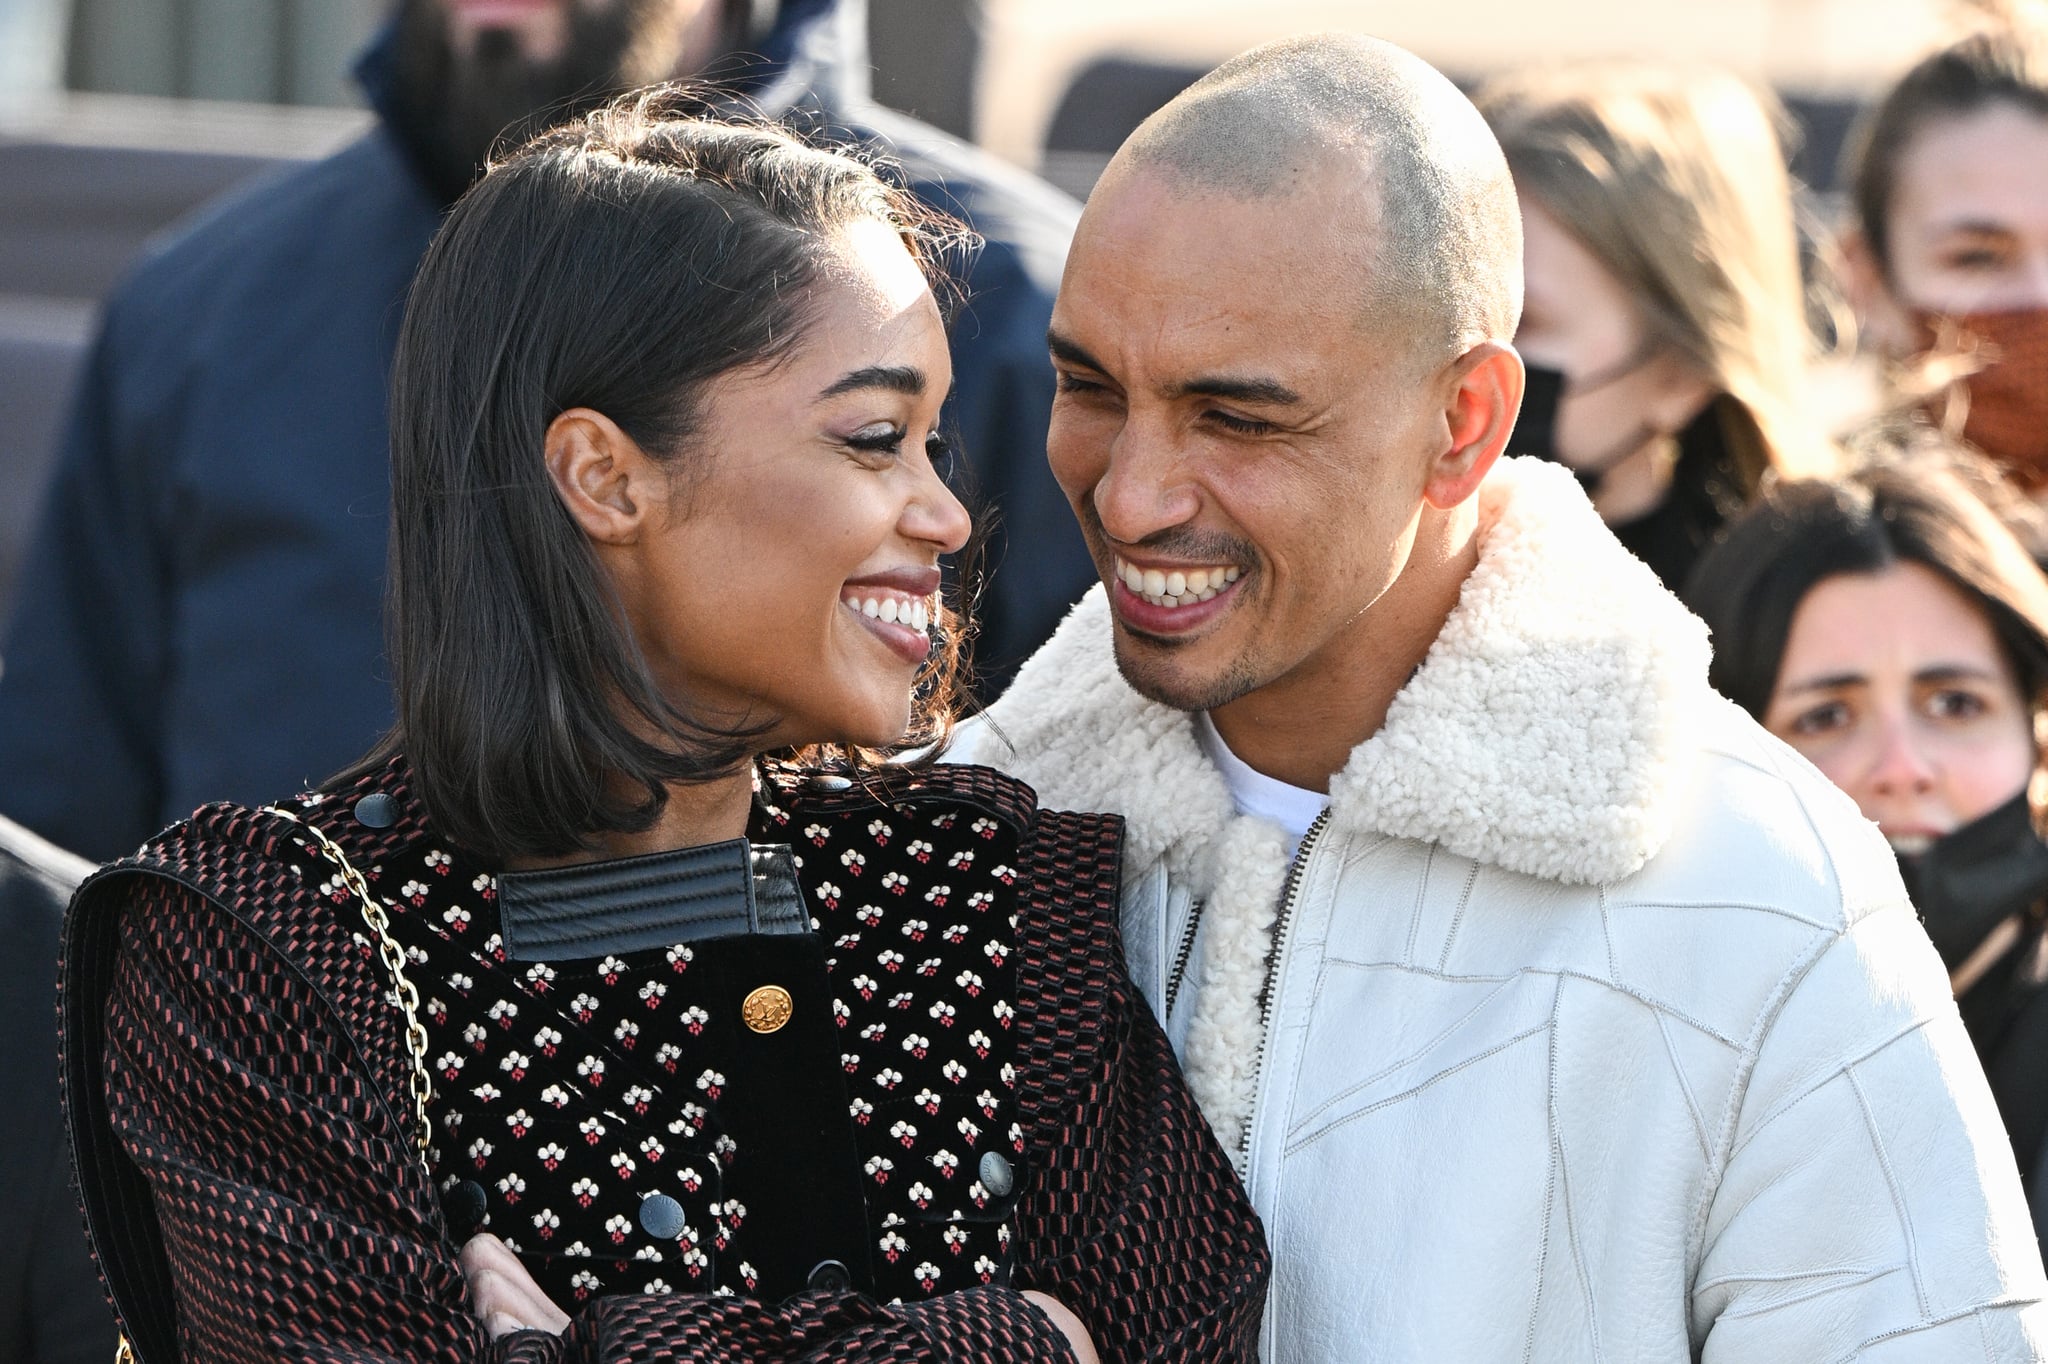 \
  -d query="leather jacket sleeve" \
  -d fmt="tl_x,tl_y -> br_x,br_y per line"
1688,901 -> 2047,1360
